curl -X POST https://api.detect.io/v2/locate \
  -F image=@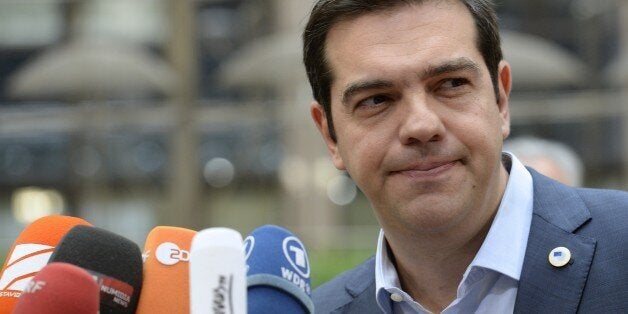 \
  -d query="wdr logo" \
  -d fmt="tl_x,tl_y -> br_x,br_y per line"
282,236 -> 310,279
